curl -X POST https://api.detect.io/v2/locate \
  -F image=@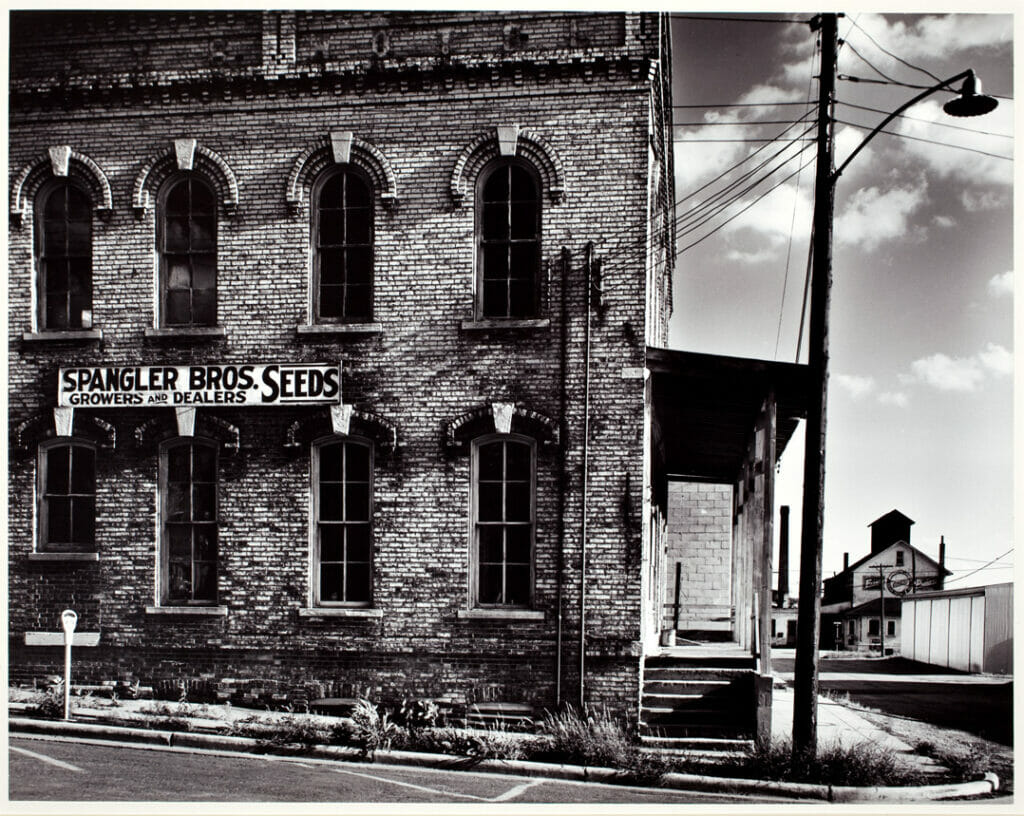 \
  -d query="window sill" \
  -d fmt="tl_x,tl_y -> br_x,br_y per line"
144,605 -> 228,617
144,326 -> 227,340
296,323 -> 383,337
298,607 -> 383,619
461,319 -> 551,331
28,552 -> 99,562
457,608 -> 545,621
22,329 -> 103,343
